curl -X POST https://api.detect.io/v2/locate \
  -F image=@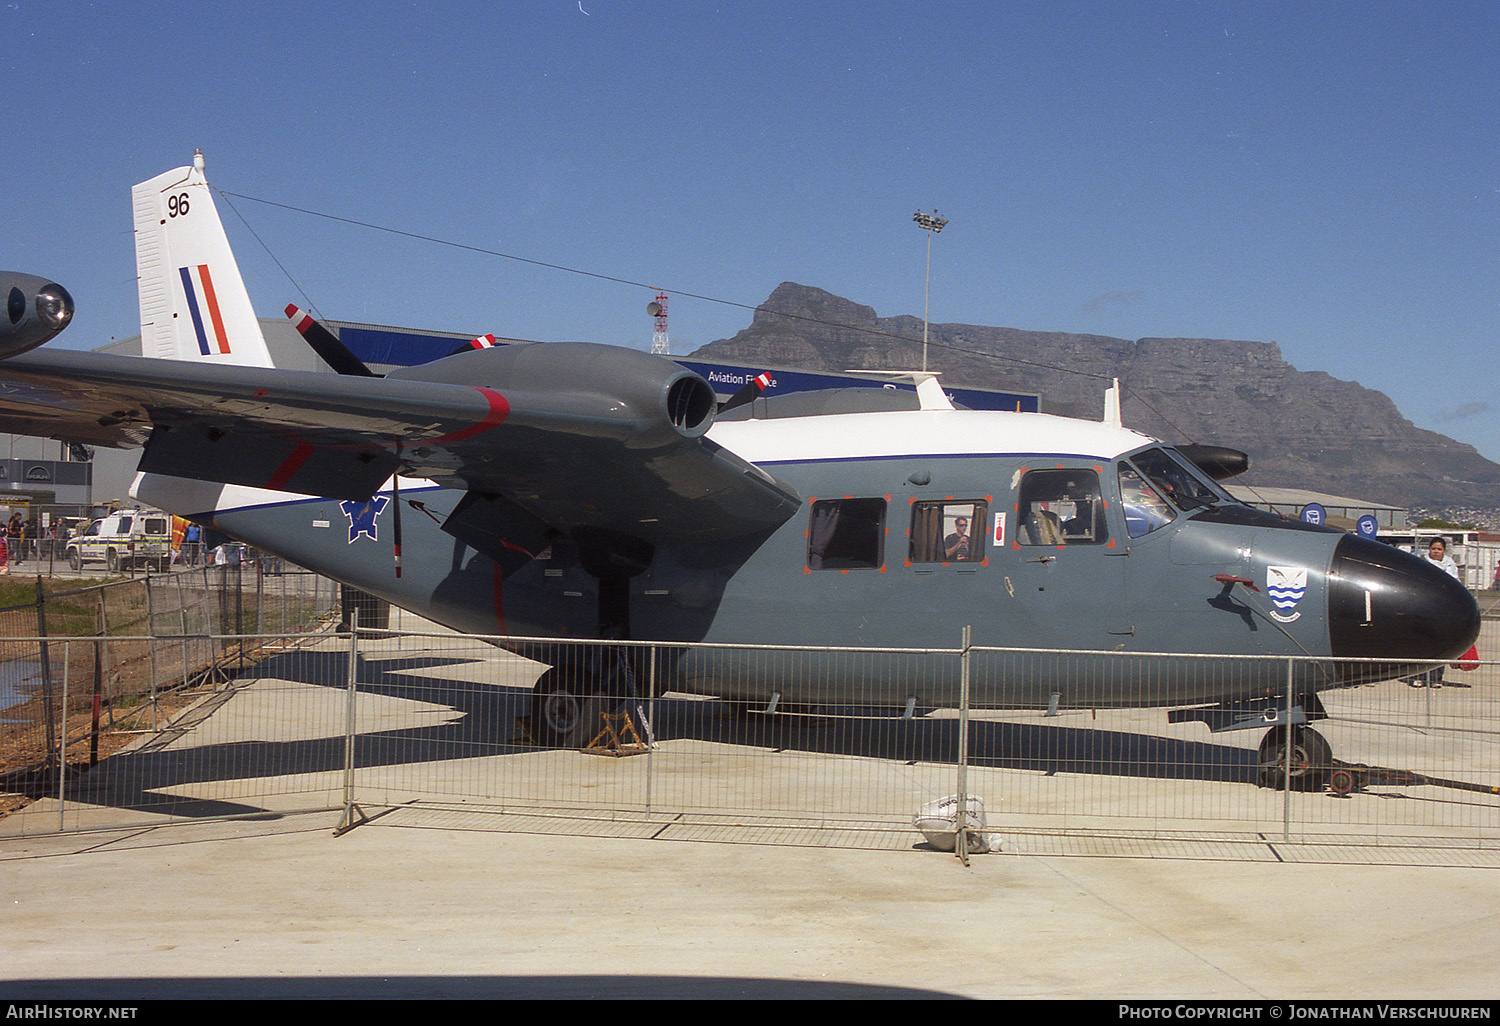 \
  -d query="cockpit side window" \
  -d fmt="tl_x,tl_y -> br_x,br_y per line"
1118,463 -> 1175,538
909,500 -> 988,563
1016,469 -> 1109,546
